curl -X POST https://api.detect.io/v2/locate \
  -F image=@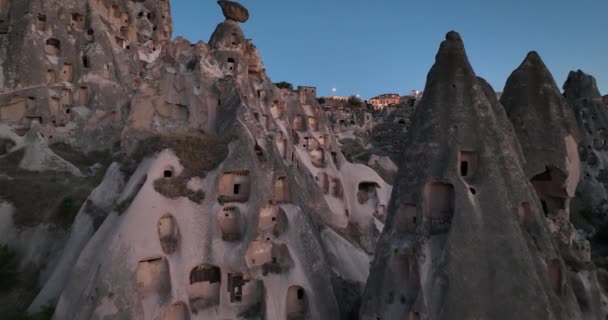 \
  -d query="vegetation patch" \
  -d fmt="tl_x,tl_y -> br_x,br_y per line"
113,194 -> 136,216
274,81 -> 293,90
131,133 -> 229,176
0,244 -> 18,291
83,200 -> 109,230
0,138 -> 16,156
129,133 -> 229,203
7,304 -> 55,320
153,177 -> 205,204
0,150 -> 107,229
49,143 -> 112,172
